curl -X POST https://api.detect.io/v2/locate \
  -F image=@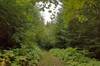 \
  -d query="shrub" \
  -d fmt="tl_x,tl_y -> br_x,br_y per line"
0,45 -> 42,66
49,48 -> 100,66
